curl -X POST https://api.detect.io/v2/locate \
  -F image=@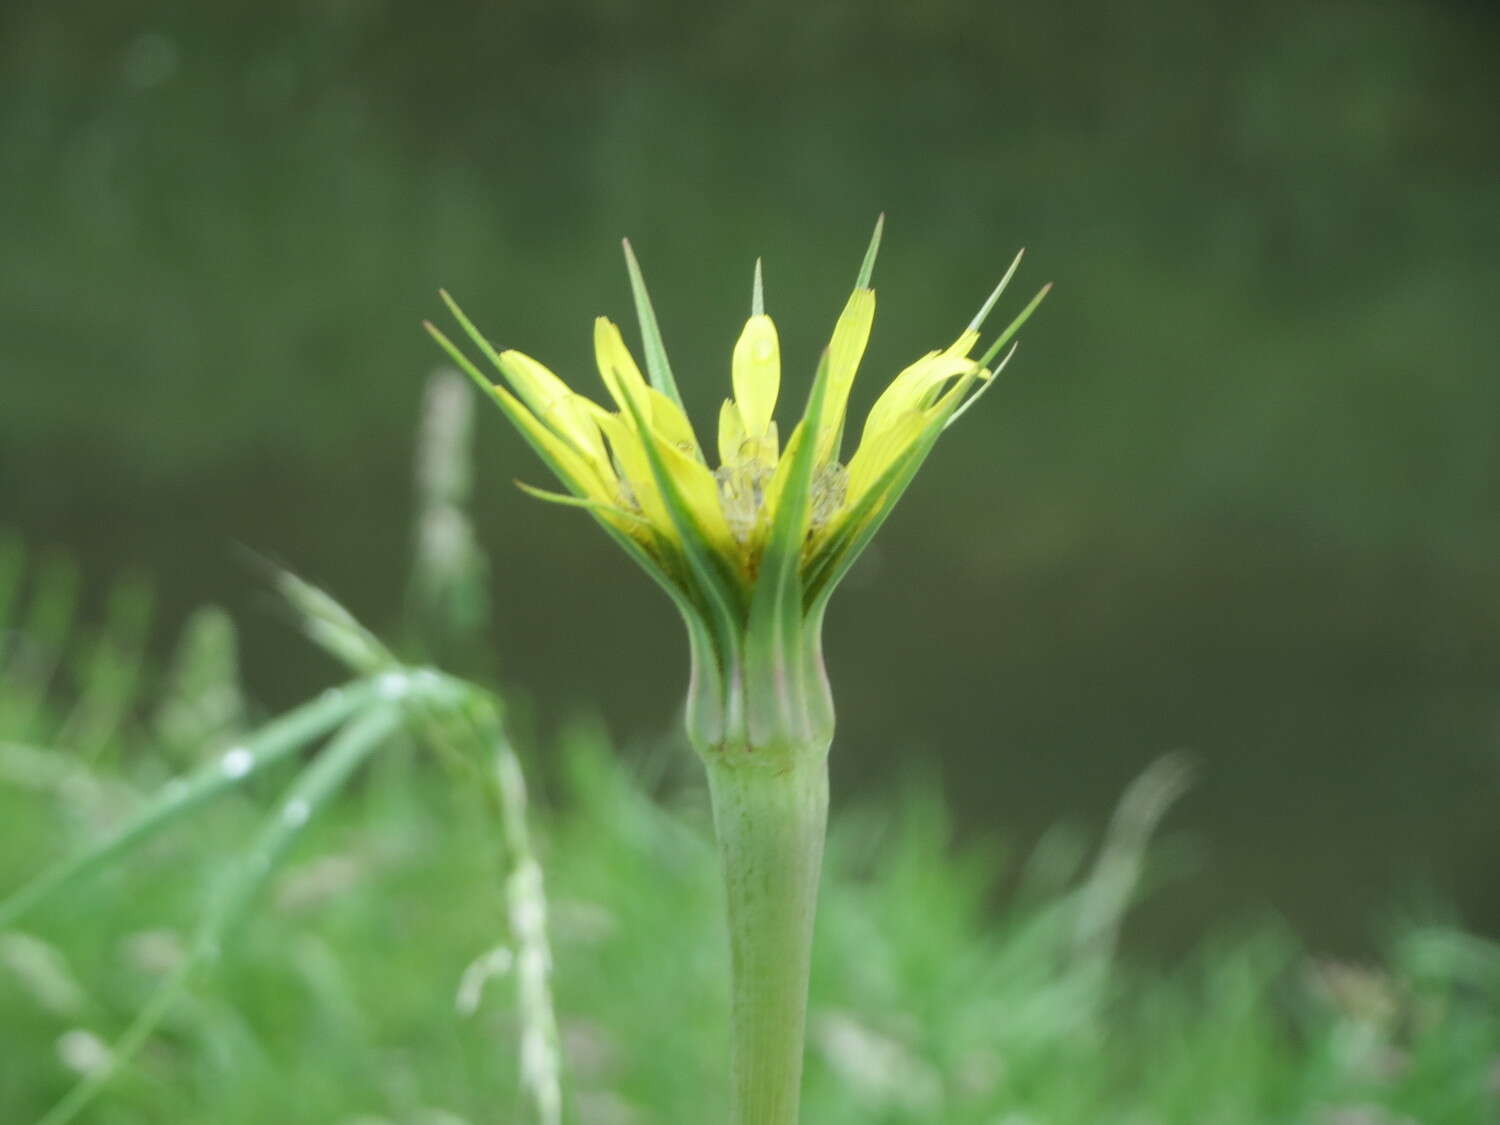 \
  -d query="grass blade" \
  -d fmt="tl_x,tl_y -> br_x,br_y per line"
36,703 -> 403,1125
0,680 -> 377,930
